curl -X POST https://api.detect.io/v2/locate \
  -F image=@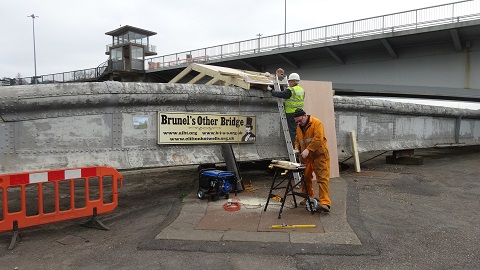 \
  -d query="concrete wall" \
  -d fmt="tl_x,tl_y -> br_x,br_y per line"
1,82 -> 480,174
0,82 -> 285,174
334,96 -> 480,157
